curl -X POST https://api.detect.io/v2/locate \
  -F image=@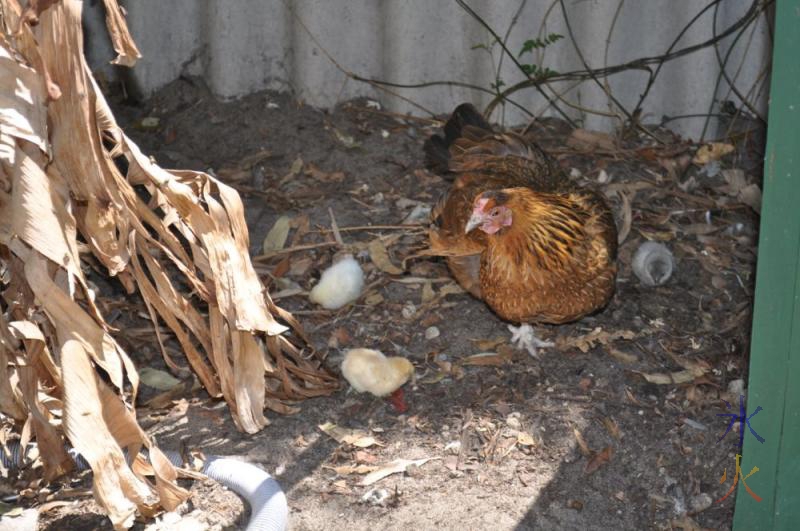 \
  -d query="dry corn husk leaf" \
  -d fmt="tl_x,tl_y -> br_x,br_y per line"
0,1 -> 336,528
0,320 -> 27,423
99,0 -> 142,66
